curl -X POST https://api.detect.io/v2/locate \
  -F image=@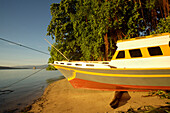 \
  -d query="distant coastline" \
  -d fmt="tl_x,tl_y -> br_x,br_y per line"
0,66 -> 29,69
0,65 -> 48,70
